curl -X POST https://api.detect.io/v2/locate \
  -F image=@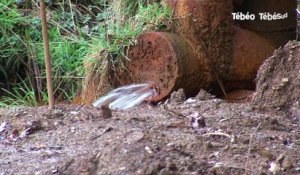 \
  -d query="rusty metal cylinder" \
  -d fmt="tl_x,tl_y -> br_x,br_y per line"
226,26 -> 276,89
114,0 -> 234,101
113,32 -> 210,102
164,0 -> 233,80
113,0 -> 281,101
82,0 -> 298,104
